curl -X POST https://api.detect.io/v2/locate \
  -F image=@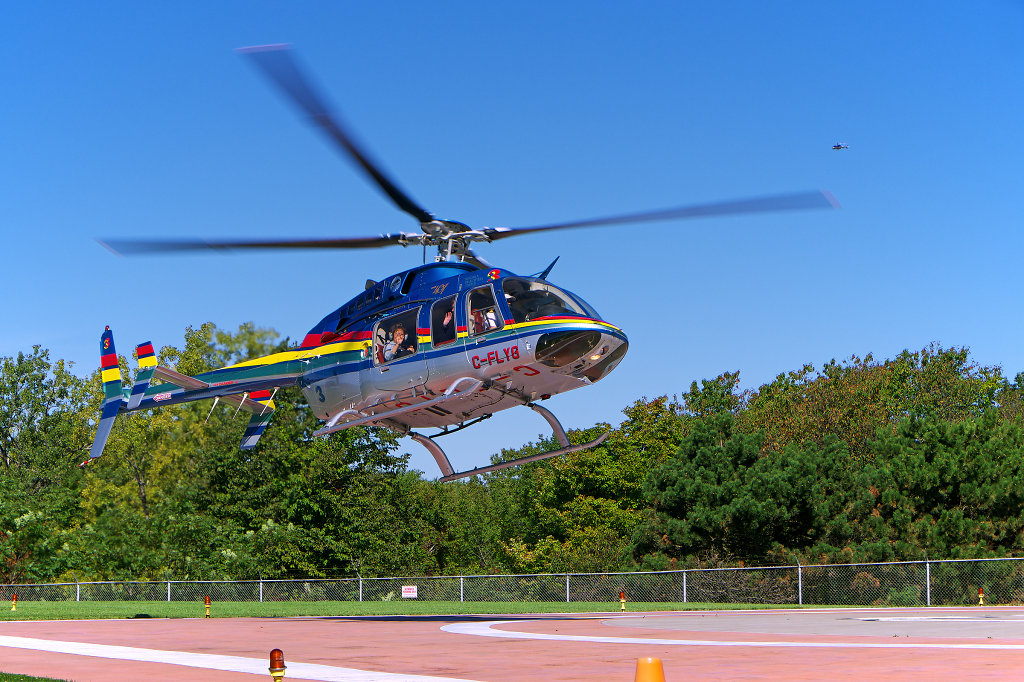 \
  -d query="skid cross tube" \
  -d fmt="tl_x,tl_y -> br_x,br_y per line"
436,430 -> 609,482
408,400 -> 609,482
